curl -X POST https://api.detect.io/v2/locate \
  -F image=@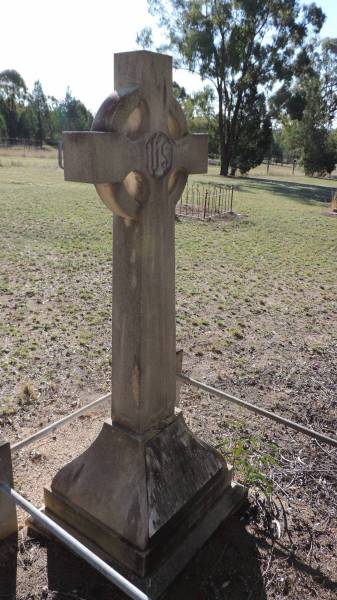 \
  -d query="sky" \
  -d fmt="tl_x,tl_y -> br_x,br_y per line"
1,0 -> 336,113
